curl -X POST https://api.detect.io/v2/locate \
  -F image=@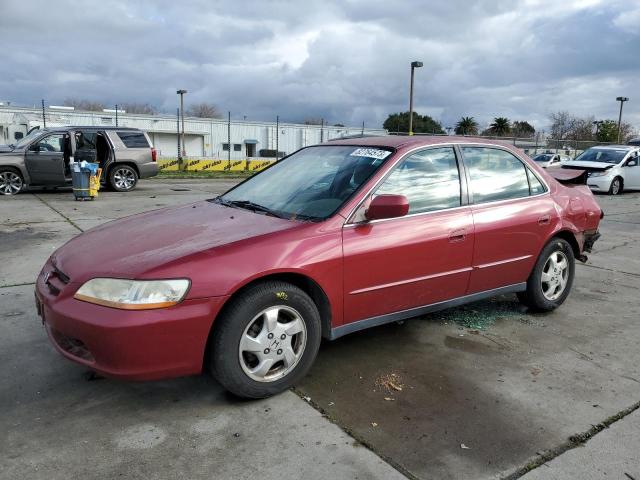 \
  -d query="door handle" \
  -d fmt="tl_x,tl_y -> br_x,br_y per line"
538,215 -> 550,226
449,229 -> 466,243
